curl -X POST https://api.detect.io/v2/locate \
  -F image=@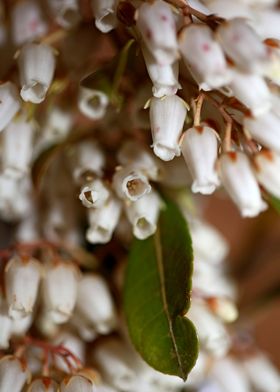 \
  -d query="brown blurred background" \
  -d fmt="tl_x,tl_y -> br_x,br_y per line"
202,193 -> 280,367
